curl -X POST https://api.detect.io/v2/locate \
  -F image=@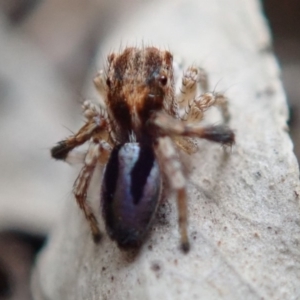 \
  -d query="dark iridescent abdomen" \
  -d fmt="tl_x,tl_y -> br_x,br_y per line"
101,143 -> 161,248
